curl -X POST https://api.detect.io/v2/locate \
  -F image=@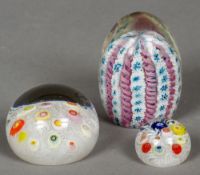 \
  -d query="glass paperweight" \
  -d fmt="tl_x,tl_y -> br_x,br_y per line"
99,12 -> 182,128
135,119 -> 191,167
6,84 -> 99,165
